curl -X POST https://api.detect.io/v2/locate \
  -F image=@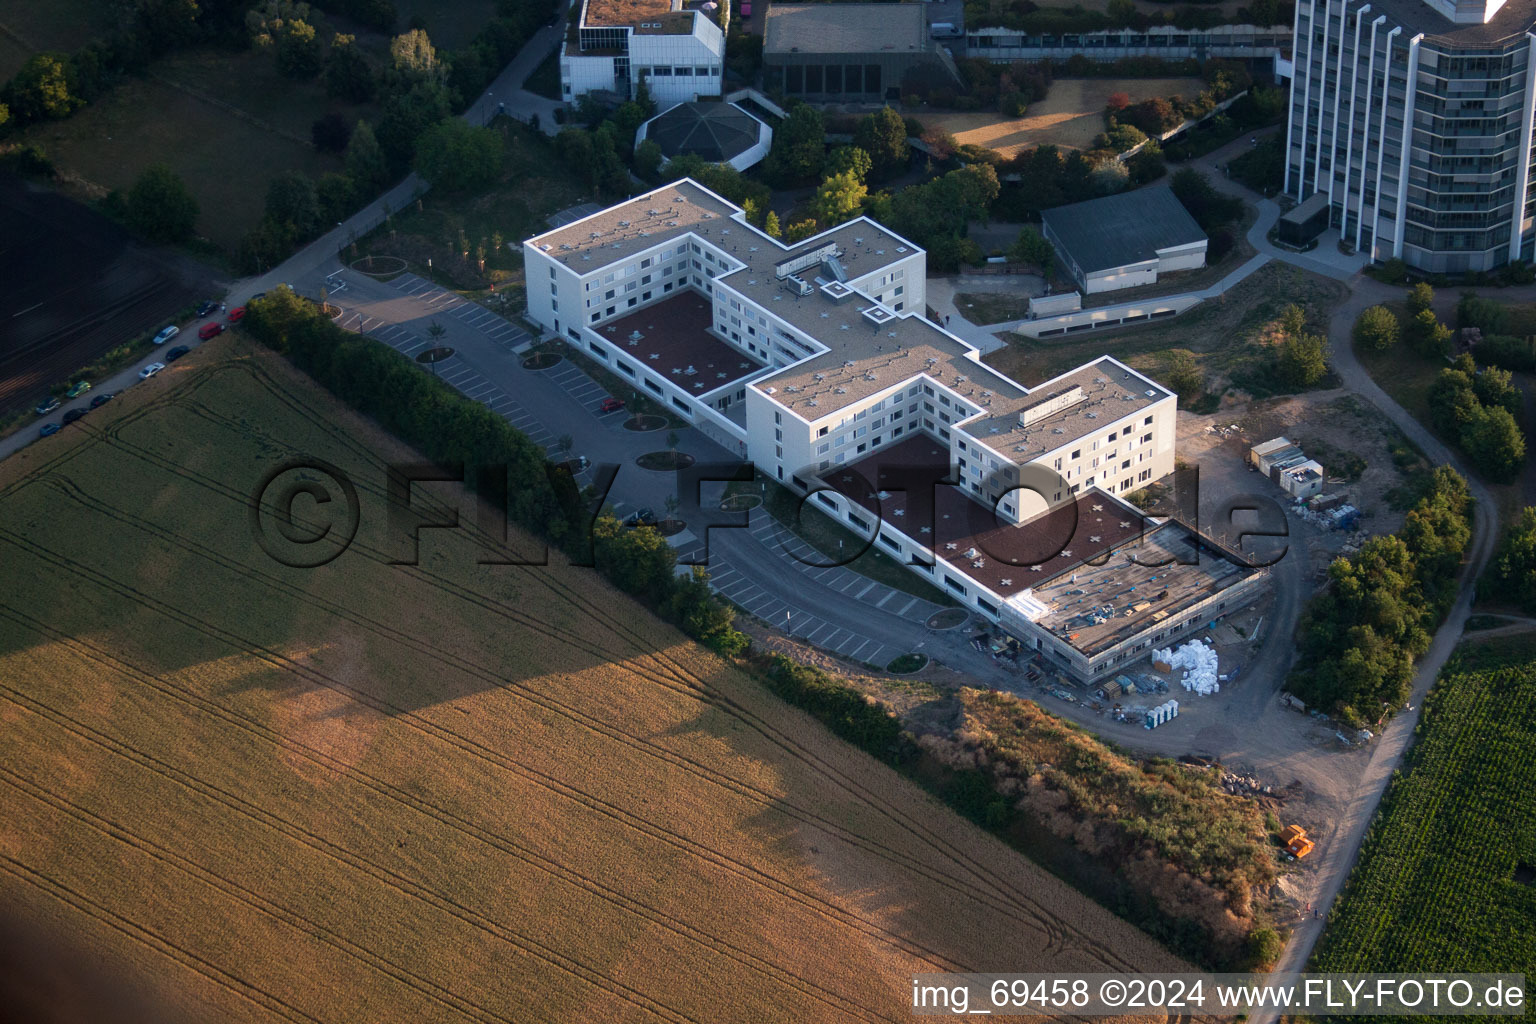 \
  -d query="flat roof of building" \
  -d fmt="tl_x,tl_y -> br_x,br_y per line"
824,434 -> 1260,657
585,0 -> 675,27
1041,187 -> 1206,275
764,3 -> 928,54
1364,0 -> 1536,46
528,180 -> 1170,436
597,290 -> 765,395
